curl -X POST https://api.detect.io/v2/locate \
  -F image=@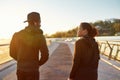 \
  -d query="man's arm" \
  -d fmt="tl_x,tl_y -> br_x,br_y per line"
39,35 -> 49,66
9,33 -> 18,60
